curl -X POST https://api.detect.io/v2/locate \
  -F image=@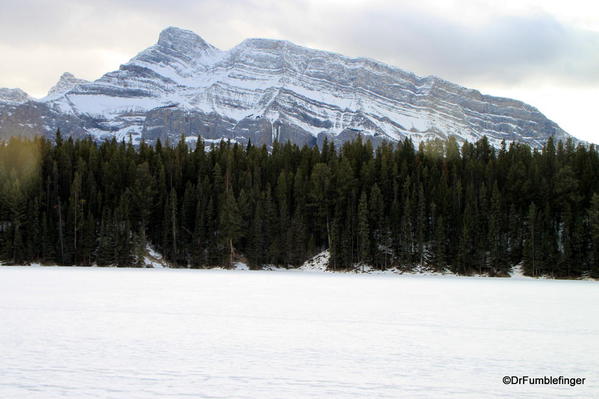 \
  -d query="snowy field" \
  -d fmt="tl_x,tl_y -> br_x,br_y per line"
0,267 -> 597,399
